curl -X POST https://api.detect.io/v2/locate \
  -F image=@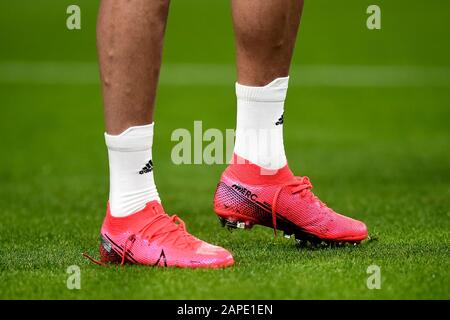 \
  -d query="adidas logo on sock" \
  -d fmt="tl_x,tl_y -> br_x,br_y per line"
275,113 -> 284,125
139,159 -> 153,175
